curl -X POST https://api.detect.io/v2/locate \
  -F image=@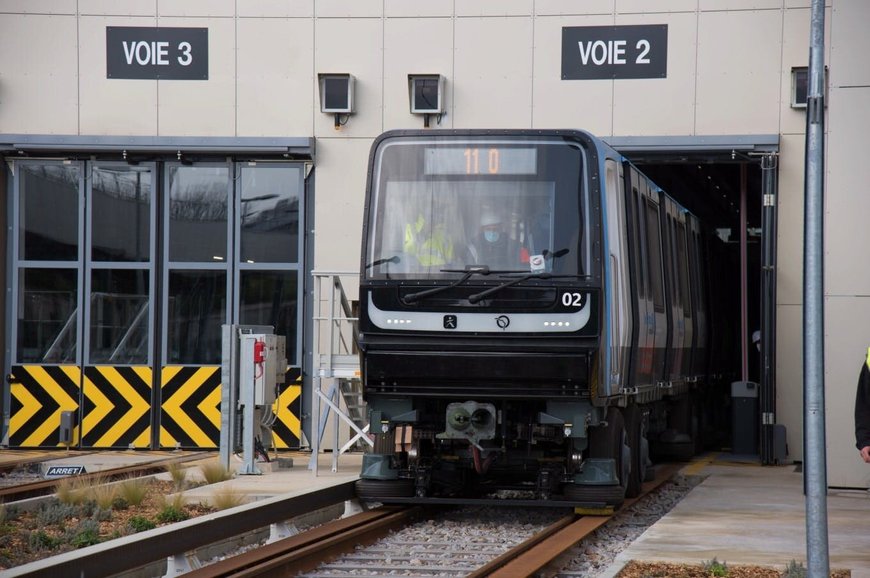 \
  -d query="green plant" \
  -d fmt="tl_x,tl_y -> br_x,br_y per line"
156,504 -> 189,524
157,494 -> 189,523
128,515 -> 156,533
782,560 -> 808,578
28,530 -> 59,551
199,460 -> 233,485
69,519 -> 101,548
117,477 -> 148,507
703,558 -> 729,577
36,502 -> 80,526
